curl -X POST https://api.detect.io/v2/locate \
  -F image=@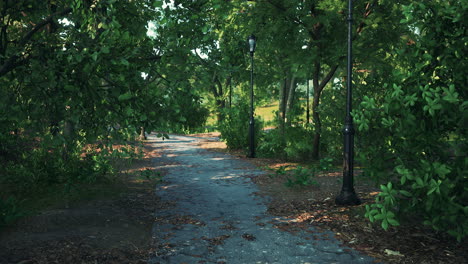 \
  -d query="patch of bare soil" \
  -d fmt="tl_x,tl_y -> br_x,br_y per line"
195,136 -> 468,264
0,139 -> 171,264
